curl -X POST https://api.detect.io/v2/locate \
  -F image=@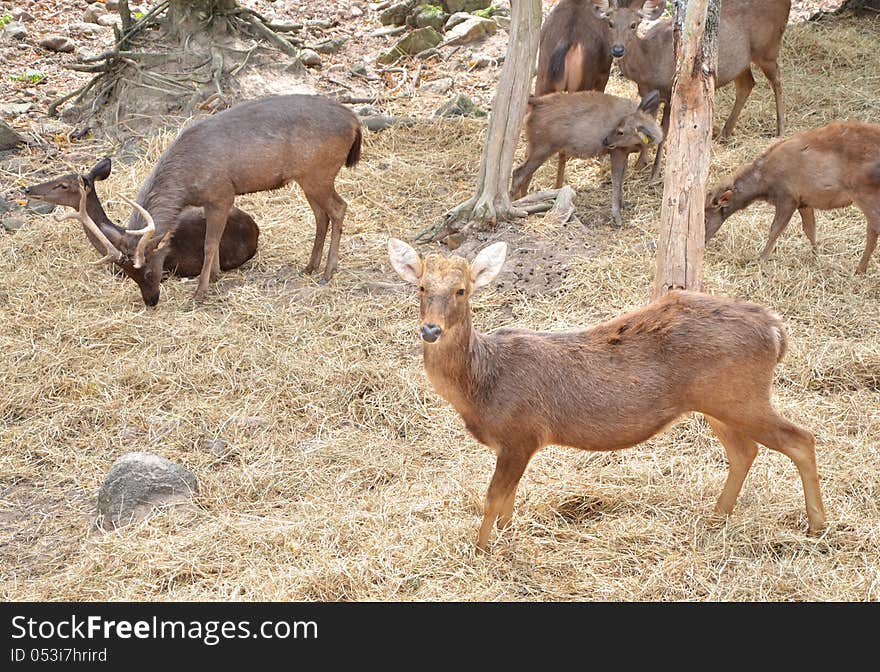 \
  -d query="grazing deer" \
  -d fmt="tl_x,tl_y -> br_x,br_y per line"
510,90 -> 663,225
25,158 -> 260,303
104,94 -> 361,304
591,0 -> 791,177
388,238 -> 826,551
705,121 -> 880,274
